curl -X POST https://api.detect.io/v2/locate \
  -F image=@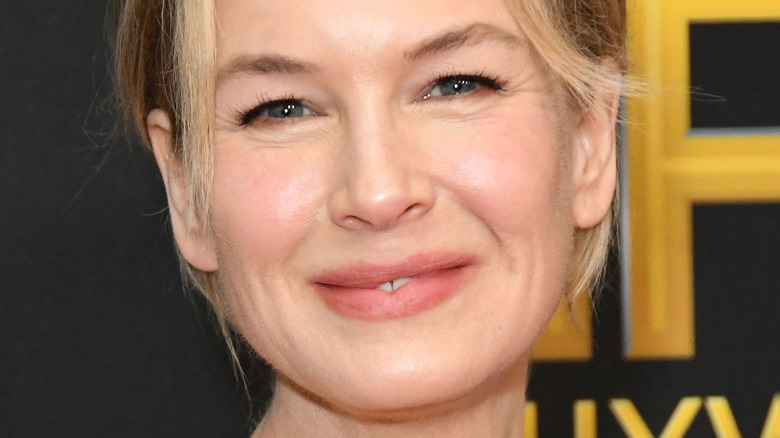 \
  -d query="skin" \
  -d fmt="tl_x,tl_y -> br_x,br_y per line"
147,0 -> 619,436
